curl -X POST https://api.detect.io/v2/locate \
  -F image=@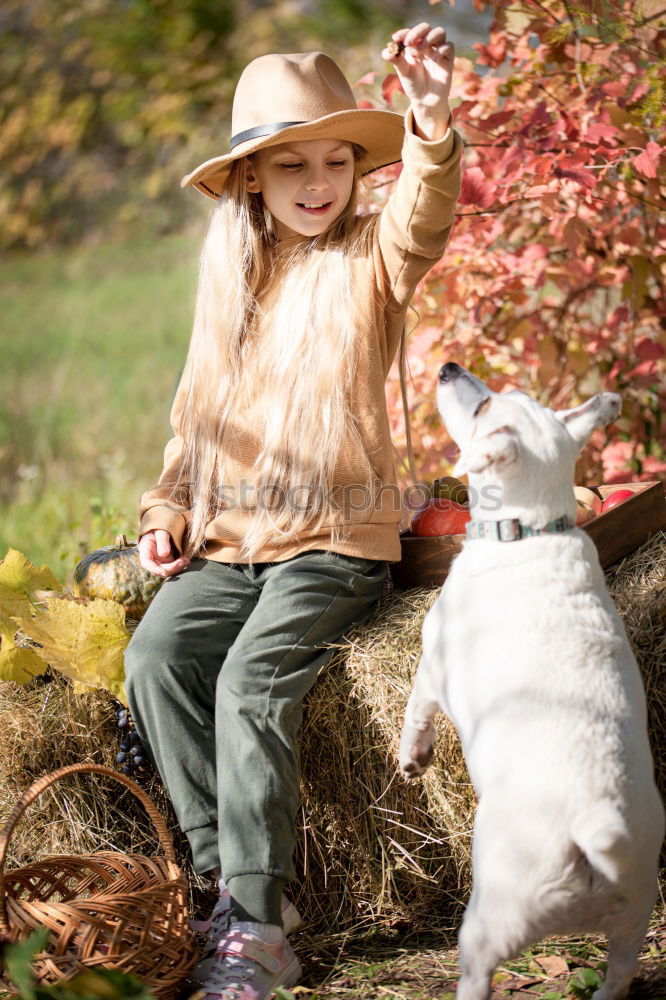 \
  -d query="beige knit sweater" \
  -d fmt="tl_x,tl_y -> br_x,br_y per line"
139,107 -> 463,564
